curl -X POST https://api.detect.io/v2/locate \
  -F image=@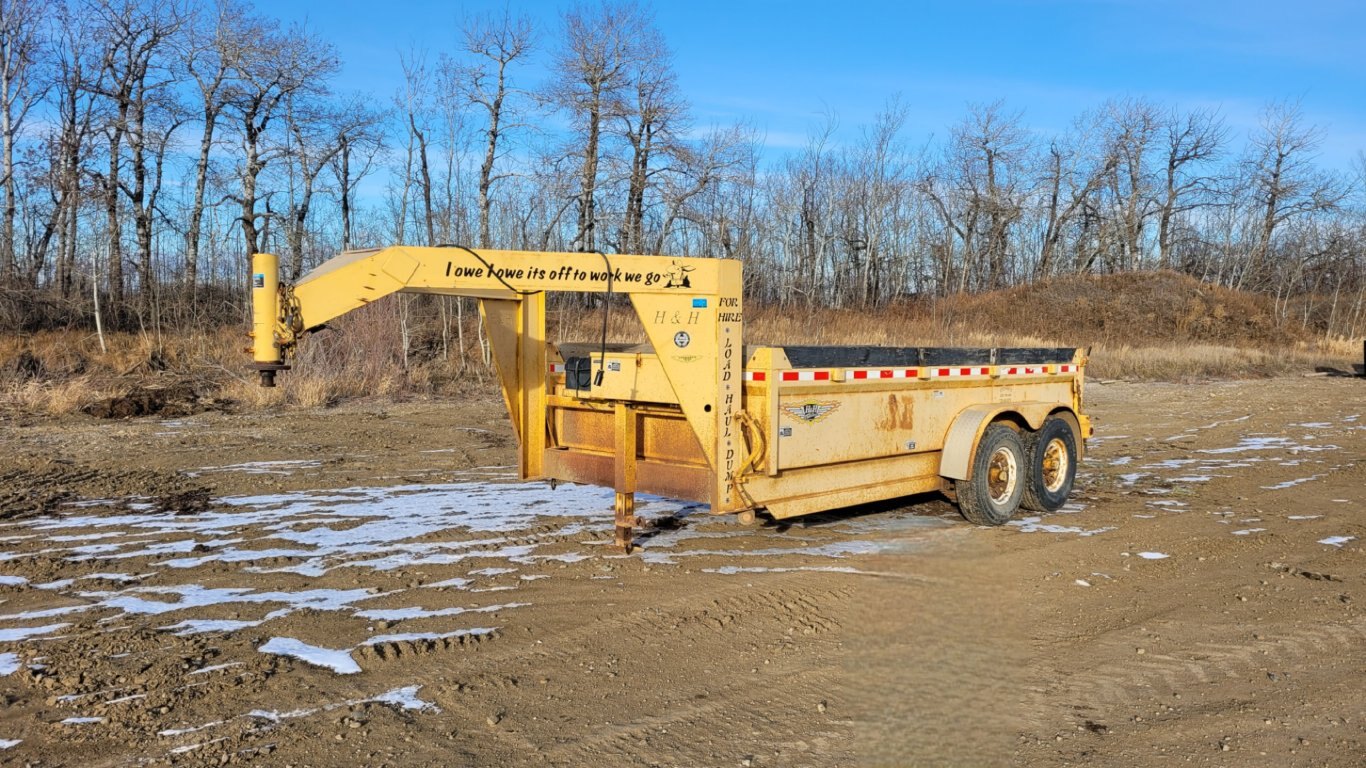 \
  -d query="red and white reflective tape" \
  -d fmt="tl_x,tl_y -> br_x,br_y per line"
1002,364 -> 1078,376
743,364 -> 1079,383
850,368 -> 920,379
780,370 -> 831,382
930,366 -> 991,378
549,363 -> 565,374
